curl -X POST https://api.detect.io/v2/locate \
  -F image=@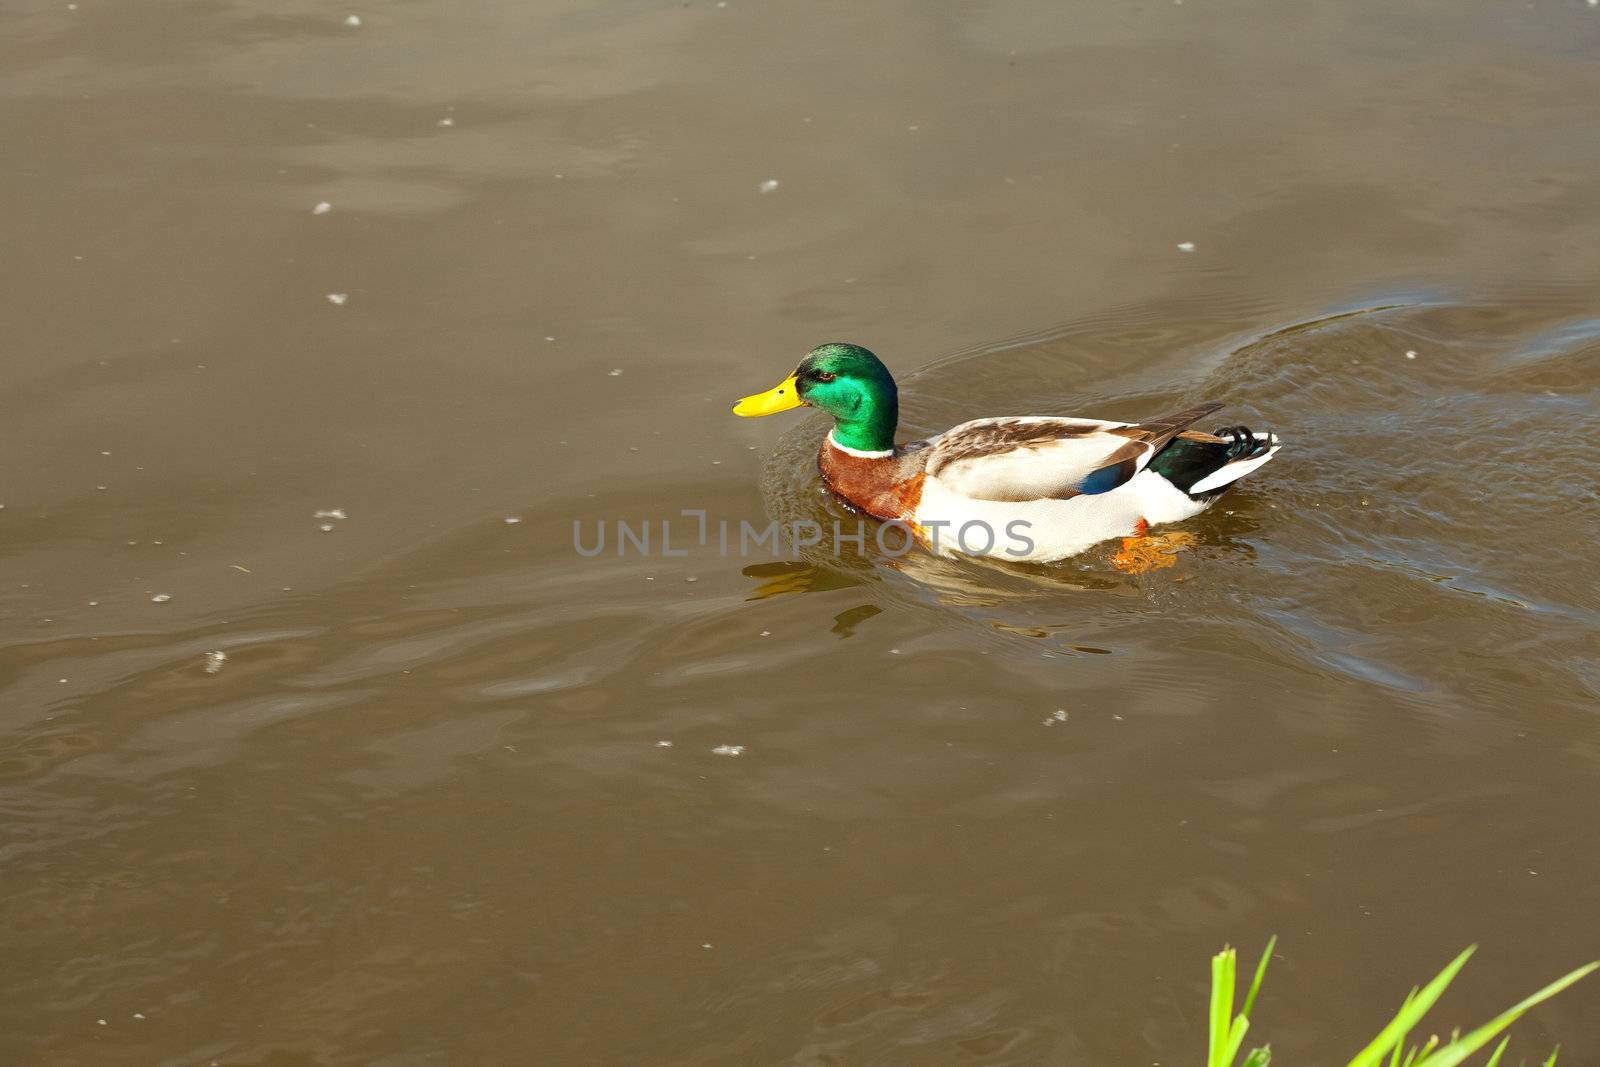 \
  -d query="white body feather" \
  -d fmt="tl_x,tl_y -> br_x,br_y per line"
909,420 -> 1279,563
915,469 -> 1208,561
